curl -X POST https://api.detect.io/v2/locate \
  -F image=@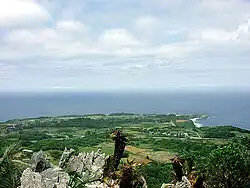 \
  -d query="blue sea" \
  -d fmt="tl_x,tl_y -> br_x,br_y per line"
0,91 -> 249,129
